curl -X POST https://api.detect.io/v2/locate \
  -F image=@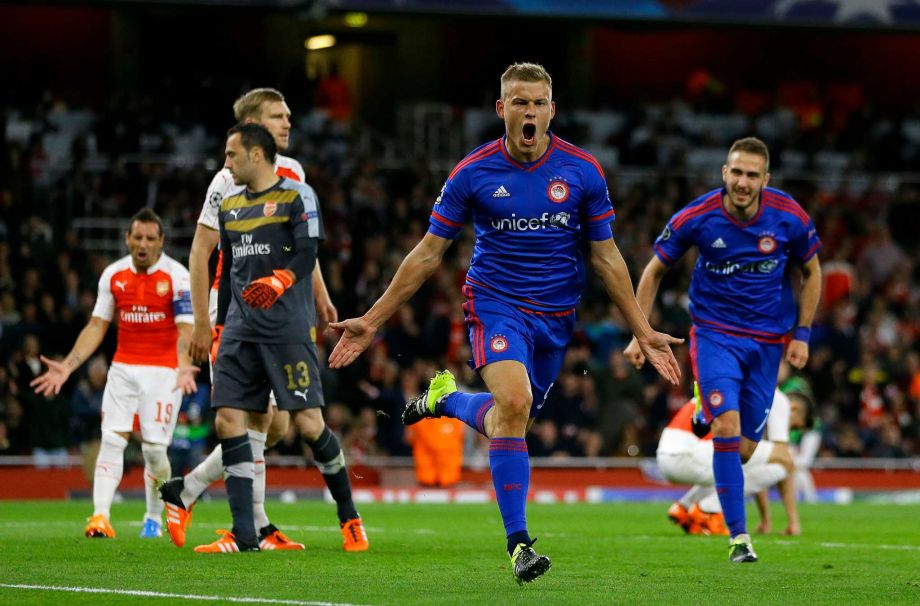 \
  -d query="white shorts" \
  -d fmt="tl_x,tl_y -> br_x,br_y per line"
656,428 -> 714,485
656,428 -> 777,486
745,438 -> 775,467
209,287 -> 277,409
102,362 -> 181,445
